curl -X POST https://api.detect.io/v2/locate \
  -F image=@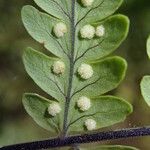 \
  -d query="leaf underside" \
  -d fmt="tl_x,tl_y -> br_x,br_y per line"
68,96 -> 132,133
141,35 -> 150,107
22,0 -> 133,139
23,93 -> 64,133
141,76 -> 150,107
147,35 -> 150,58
